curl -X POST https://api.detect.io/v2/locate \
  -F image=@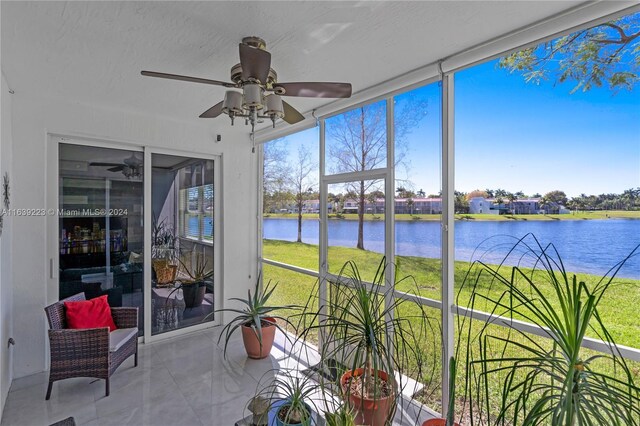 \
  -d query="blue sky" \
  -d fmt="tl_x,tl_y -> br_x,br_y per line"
275,37 -> 640,199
